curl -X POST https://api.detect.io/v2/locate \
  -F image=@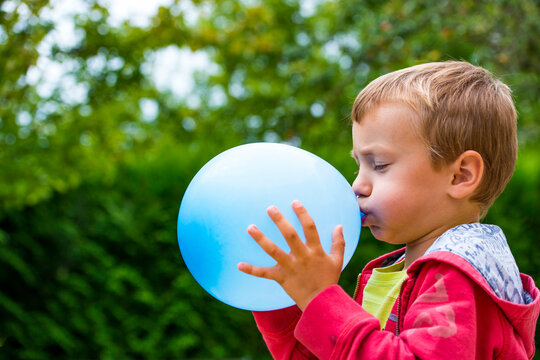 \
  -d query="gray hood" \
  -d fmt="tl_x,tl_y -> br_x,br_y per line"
424,223 -> 530,304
